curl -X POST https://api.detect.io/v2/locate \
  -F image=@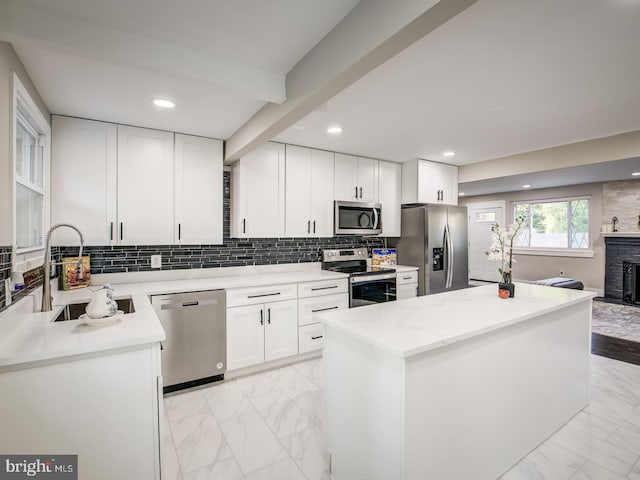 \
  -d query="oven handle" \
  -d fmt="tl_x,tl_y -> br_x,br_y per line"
350,273 -> 397,283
